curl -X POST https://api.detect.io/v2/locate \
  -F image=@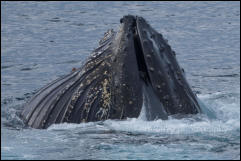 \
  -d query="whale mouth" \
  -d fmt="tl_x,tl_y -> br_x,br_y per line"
123,17 -> 169,120
133,23 -> 151,84
120,15 -> 201,119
